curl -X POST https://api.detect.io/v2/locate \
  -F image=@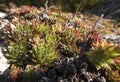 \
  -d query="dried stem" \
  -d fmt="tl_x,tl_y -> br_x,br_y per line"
45,0 -> 48,10
92,14 -> 104,30
73,0 -> 86,19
